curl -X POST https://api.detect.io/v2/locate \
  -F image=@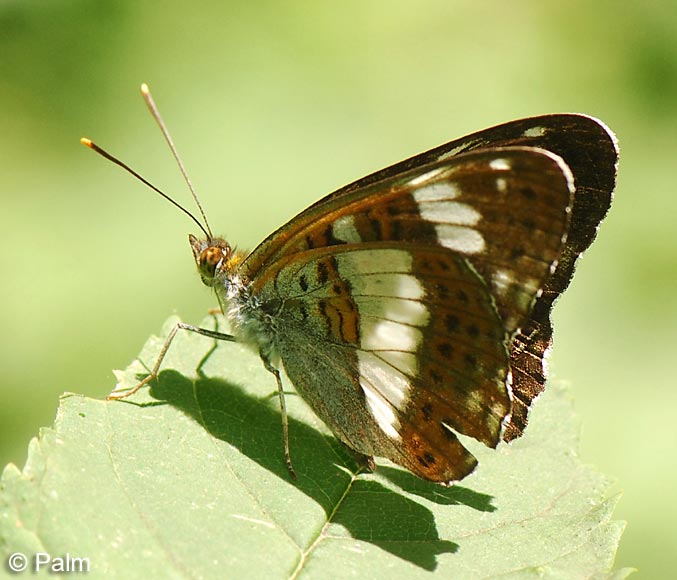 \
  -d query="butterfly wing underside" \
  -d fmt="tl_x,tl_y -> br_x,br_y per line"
243,114 -> 617,448
242,142 -> 585,482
